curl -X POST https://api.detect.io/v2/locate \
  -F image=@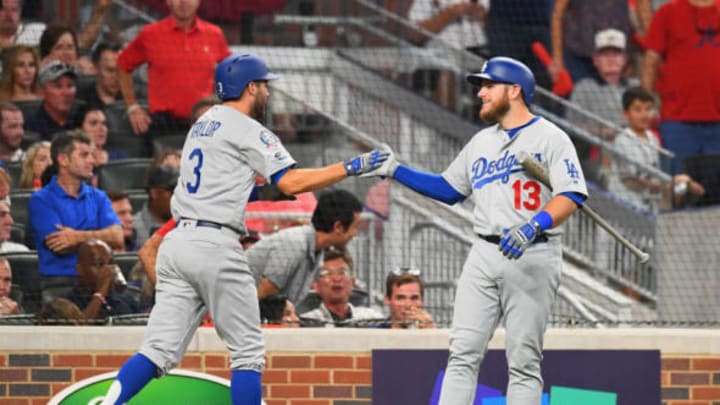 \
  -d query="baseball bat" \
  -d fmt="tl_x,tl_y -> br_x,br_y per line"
531,42 -> 573,97
517,151 -> 651,264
